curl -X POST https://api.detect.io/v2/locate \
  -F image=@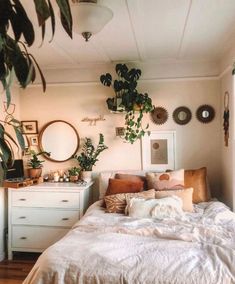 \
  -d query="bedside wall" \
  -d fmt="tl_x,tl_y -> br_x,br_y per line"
19,78 -> 221,199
